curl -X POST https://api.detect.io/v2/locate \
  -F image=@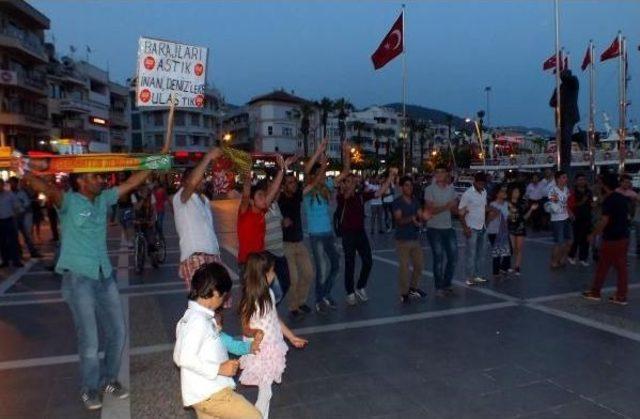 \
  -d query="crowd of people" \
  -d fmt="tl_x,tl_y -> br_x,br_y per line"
5,140 -> 638,418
